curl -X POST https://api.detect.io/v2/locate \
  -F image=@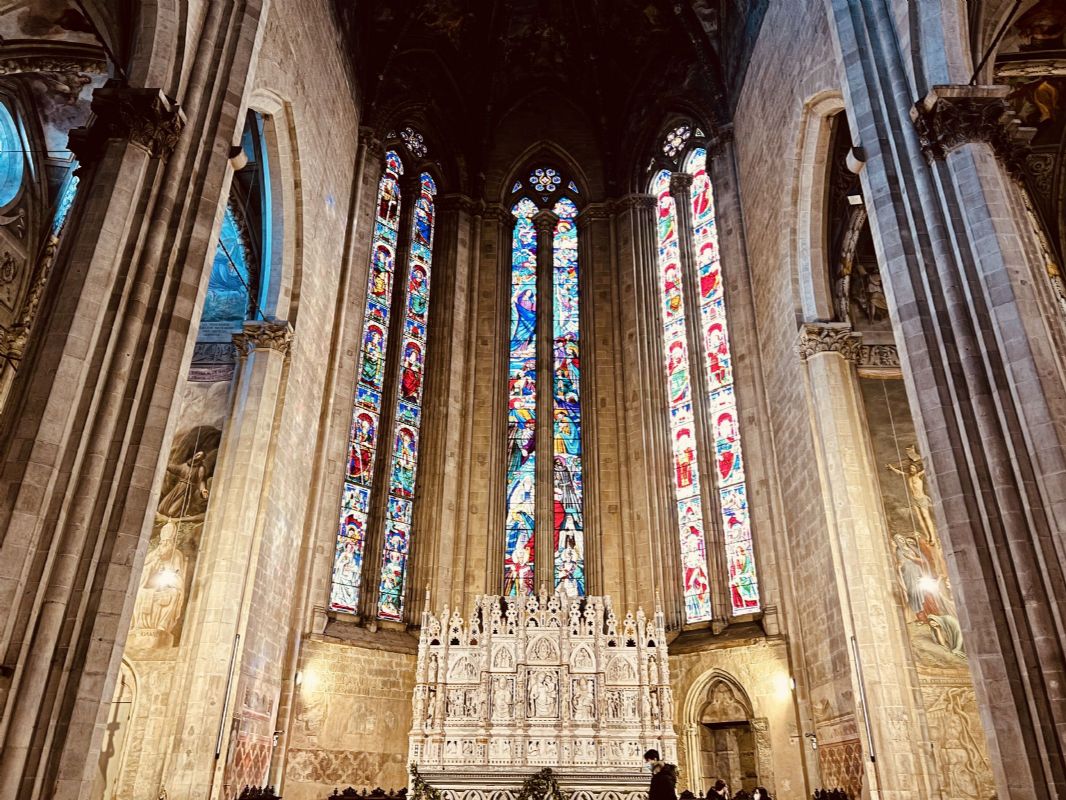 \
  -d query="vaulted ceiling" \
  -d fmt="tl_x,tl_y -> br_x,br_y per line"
333,0 -> 767,195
